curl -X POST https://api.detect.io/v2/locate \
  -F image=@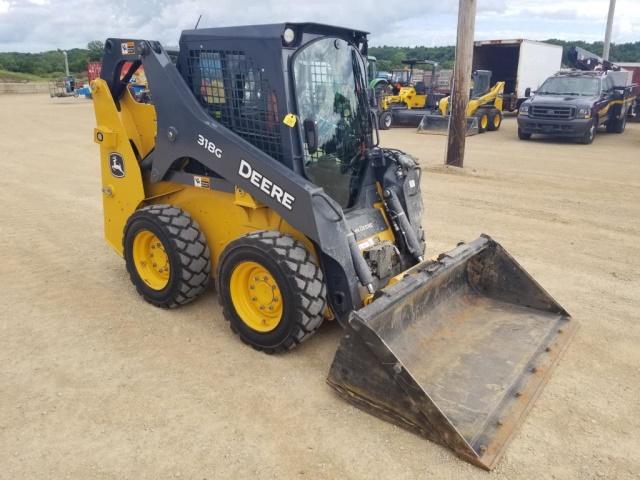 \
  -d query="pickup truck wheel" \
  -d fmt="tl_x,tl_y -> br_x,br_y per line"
518,128 -> 531,140
488,109 -> 502,131
611,112 -> 627,133
579,120 -> 597,145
